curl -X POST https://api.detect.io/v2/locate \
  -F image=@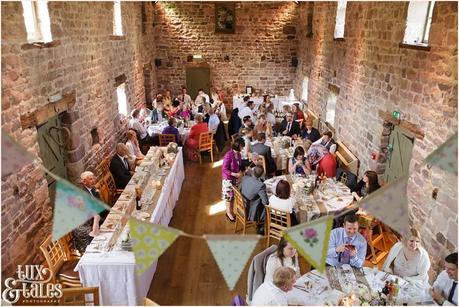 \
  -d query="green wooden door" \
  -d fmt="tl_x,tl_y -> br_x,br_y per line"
37,115 -> 67,201
384,126 -> 415,183
186,67 -> 210,100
